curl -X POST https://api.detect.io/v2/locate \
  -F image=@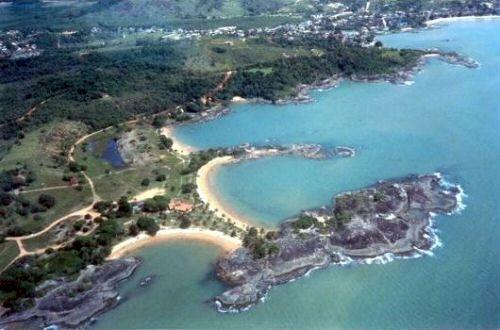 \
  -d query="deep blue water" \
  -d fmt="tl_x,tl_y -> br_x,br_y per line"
100,139 -> 127,169
95,20 -> 500,329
